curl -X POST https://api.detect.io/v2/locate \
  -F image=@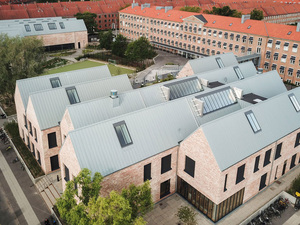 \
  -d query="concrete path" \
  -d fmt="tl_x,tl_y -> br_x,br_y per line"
0,150 -> 40,225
